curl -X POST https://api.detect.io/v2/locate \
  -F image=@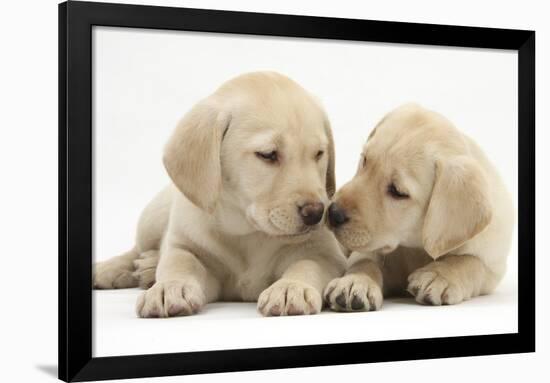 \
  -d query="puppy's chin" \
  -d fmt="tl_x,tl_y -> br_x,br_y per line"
336,234 -> 398,255
272,229 -> 314,244
331,227 -> 398,255
331,227 -> 371,253
258,221 -> 315,243
256,224 -> 314,243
